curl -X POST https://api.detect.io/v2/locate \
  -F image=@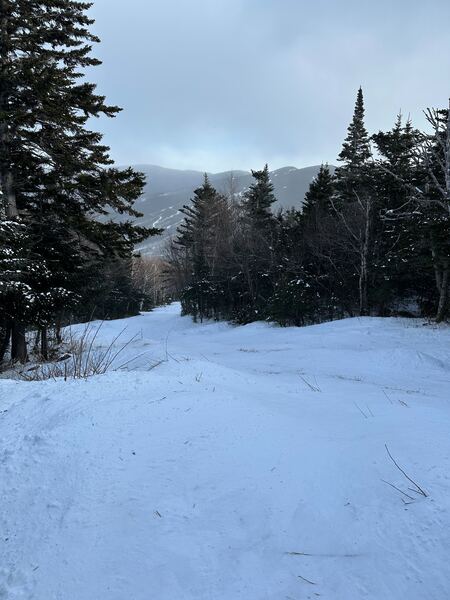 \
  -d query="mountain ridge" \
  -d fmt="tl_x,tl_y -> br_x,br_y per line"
124,164 -> 334,255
